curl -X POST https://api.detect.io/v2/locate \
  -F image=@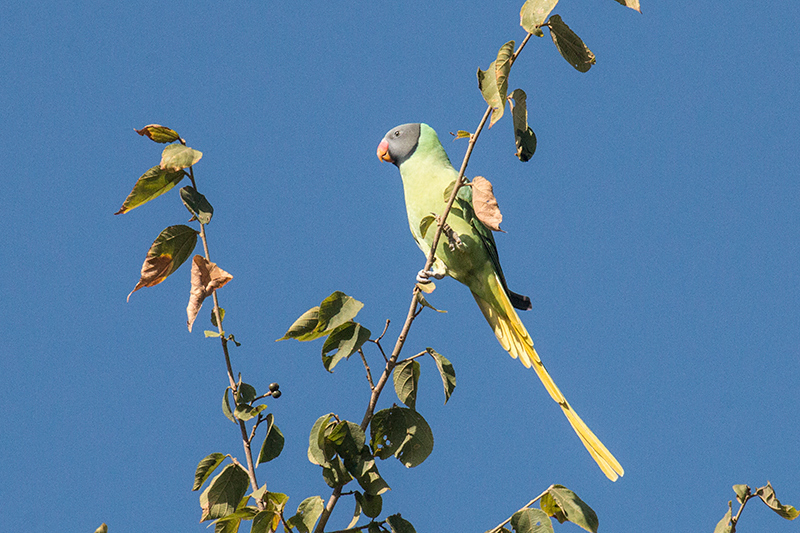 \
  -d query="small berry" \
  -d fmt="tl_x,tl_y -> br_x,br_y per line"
269,382 -> 280,392
271,390 -> 282,399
